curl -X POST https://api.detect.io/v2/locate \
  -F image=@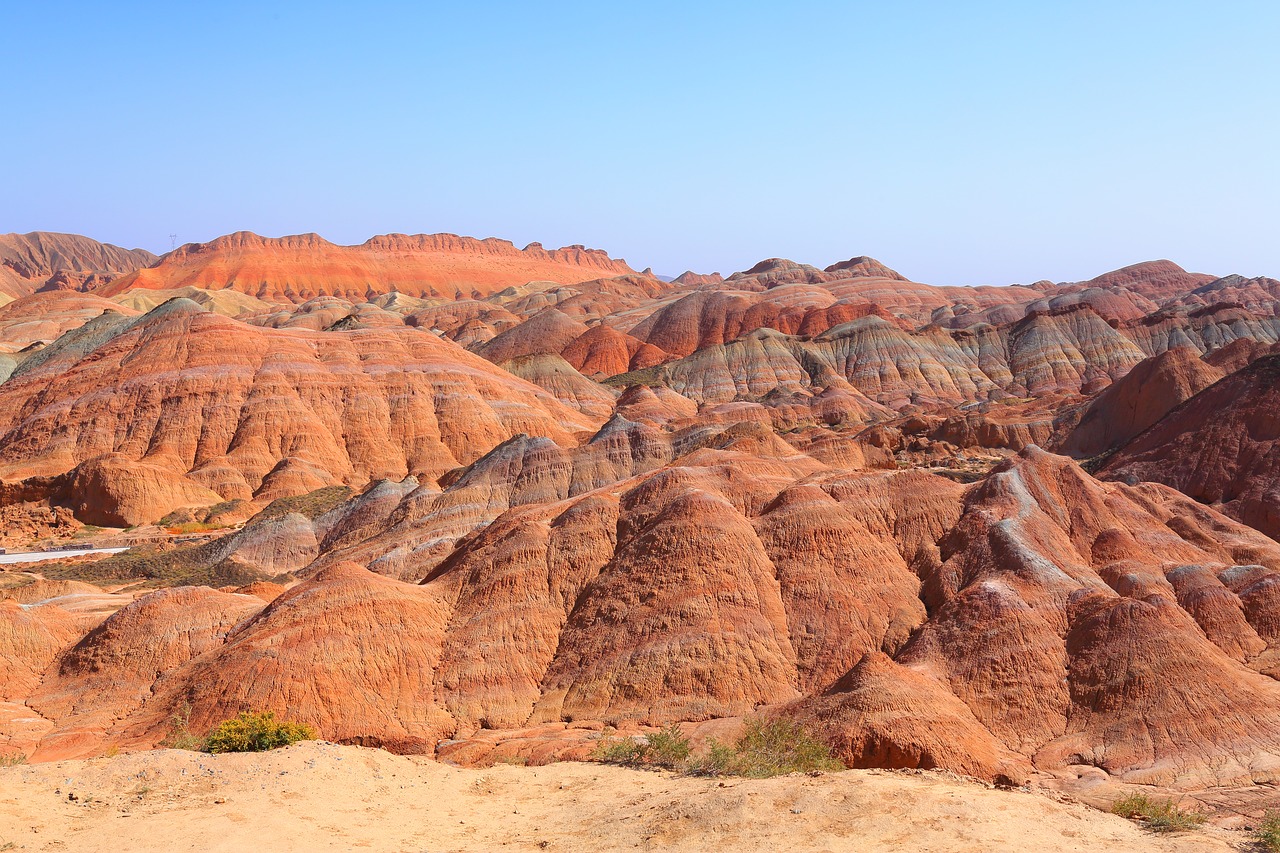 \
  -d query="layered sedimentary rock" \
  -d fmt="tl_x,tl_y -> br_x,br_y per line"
12,445 -> 1280,791
0,298 -> 597,523
1101,354 -> 1280,538
559,323 -> 670,378
10,230 -> 1280,801
1059,347 -> 1225,458
98,232 -> 635,303
0,232 -> 156,301
0,292 -> 140,355
126,563 -> 456,754
28,587 -> 264,759
475,308 -> 590,364
0,602 -> 83,701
